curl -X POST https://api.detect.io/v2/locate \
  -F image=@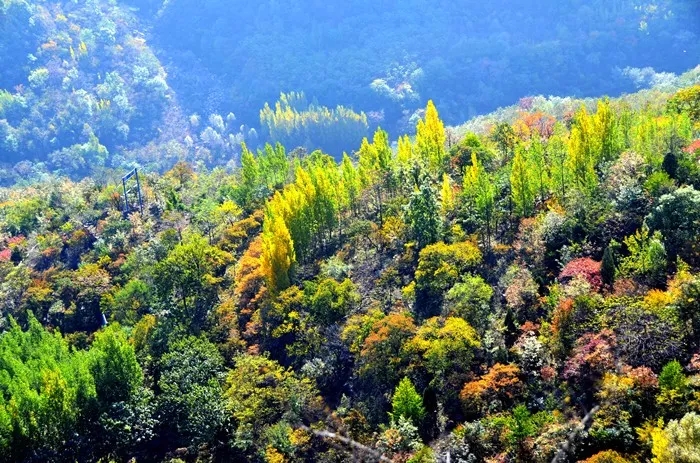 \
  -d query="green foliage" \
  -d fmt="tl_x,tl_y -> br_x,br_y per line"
305,277 -> 360,325
646,186 -> 700,265
619,227 -> 668,287
511,145 -> 536,217
0,314 -> 96,461
155,234 -> 231,331
390,377 -> 426,425
157,336 -> 226,448
89,324 -> 142,406
445,274 -> 493,333
406,180 -> 442,249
